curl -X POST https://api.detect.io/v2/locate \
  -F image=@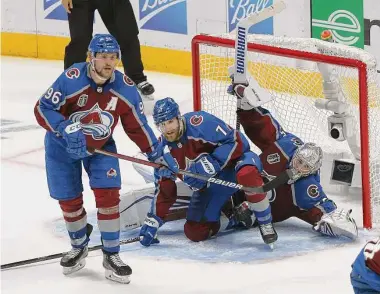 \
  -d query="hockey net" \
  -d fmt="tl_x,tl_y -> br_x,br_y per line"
192,34 -> 380,229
